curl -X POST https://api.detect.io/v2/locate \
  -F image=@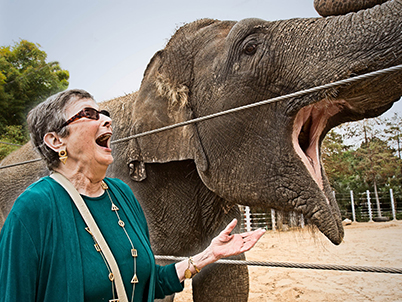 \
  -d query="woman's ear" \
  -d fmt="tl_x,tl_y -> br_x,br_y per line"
43,132 -> 65,152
